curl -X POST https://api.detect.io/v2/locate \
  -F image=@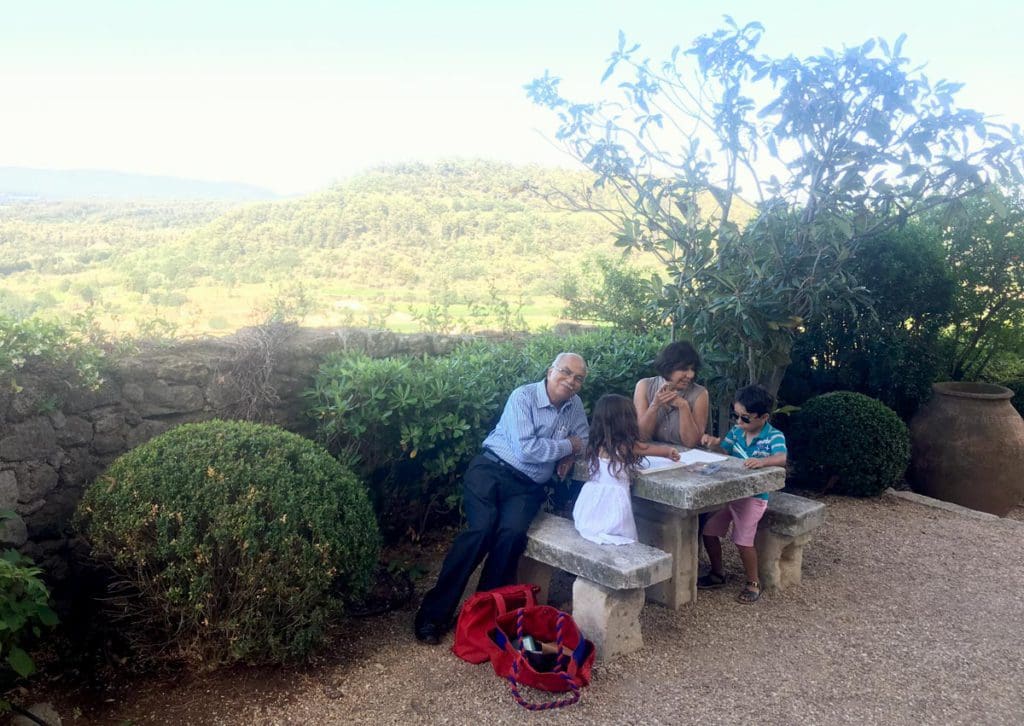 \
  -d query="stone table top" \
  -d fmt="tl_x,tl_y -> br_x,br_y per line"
573,447 -> 785,512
